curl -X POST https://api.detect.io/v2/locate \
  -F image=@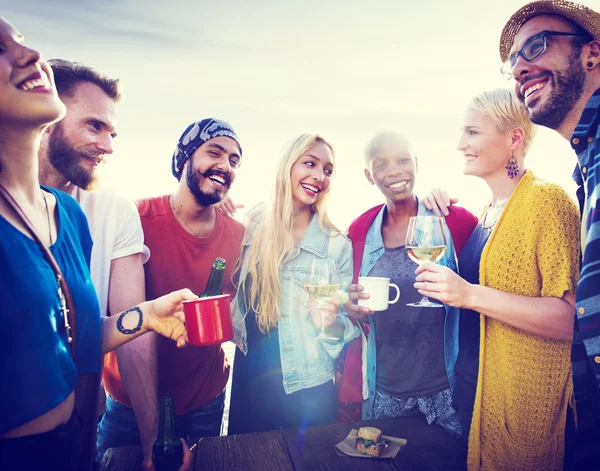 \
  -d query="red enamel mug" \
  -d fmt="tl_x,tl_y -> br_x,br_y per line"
183,294 -> 233,346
